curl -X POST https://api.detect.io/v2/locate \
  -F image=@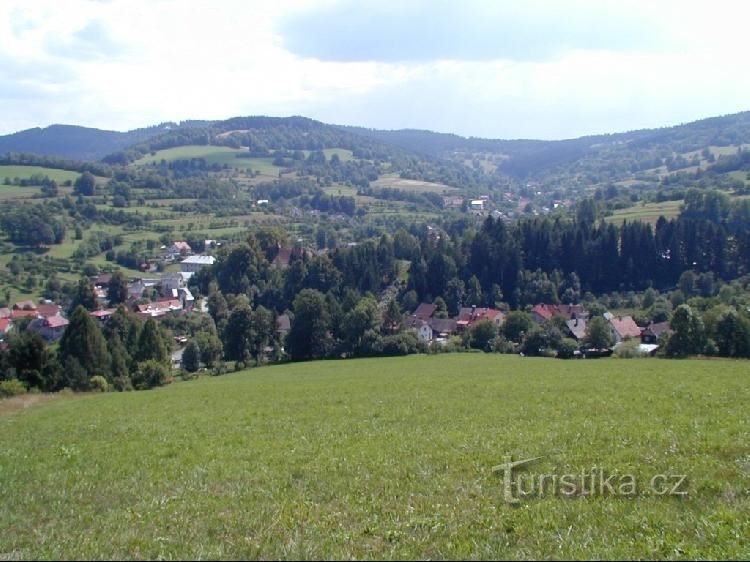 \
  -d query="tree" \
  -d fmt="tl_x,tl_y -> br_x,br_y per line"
287,289 -> 331,361
712,310 -> 750,358
182,340 -> 200,372
137,318 -> 170,365
583,316 -> 614,349
469,319 -> 497,351
74,171 -> 96,196
342,296 -> 380,354
465,275 -> 483,307
132,359 -> 170,390
249,305 -> 275,363
223,303 -> 254,362
107,271 -> 128,305
195,328 -> 223,368
382,298 -> 402,334
502,311 -> 533,343
58,305 -> 111,389
665,304 -> 707,357
6,331 -> 60,391
68,277 -> 98,314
